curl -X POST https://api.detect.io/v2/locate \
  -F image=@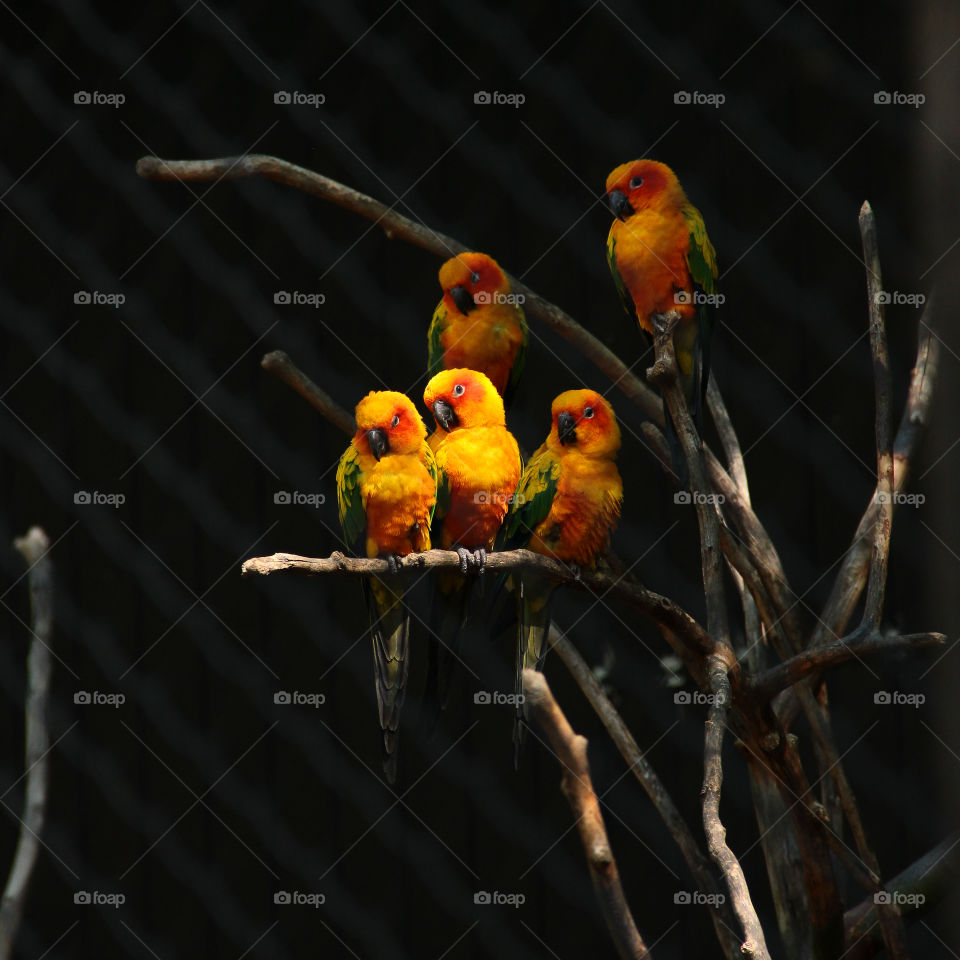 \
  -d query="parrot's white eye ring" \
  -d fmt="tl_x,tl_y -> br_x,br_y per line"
453,384 -> 465,397
391,414 -> 400,427
629,176 -> 643,189
583,406 -> 595,419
